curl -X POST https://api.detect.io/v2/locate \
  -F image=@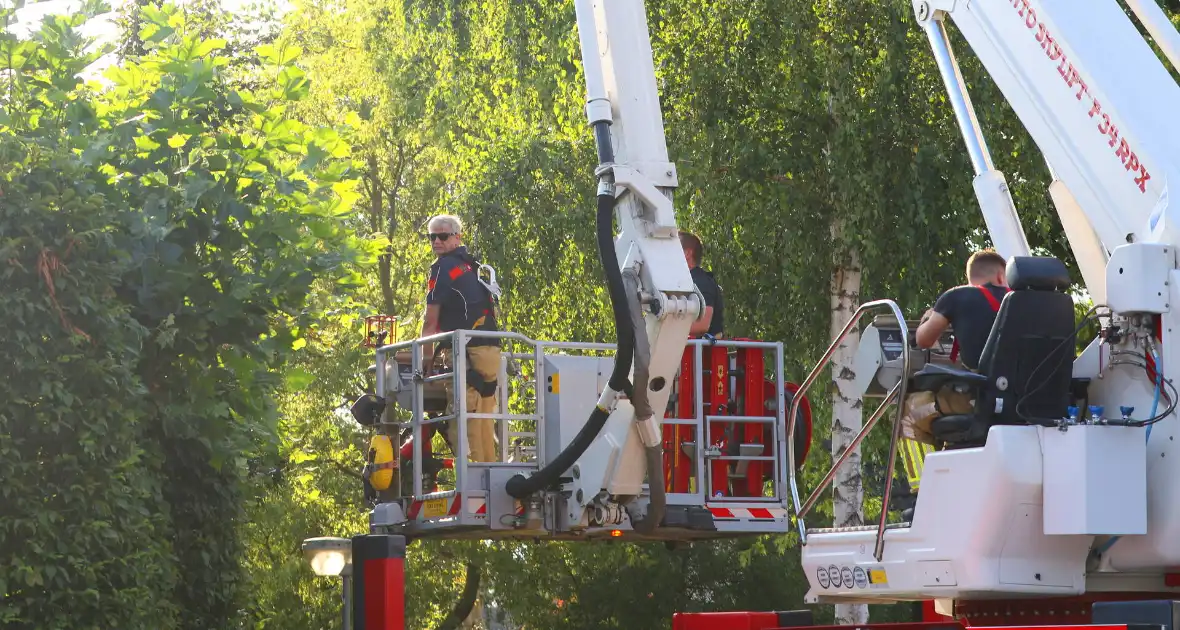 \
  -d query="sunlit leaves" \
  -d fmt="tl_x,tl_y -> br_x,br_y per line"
0,1 -> 371,627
